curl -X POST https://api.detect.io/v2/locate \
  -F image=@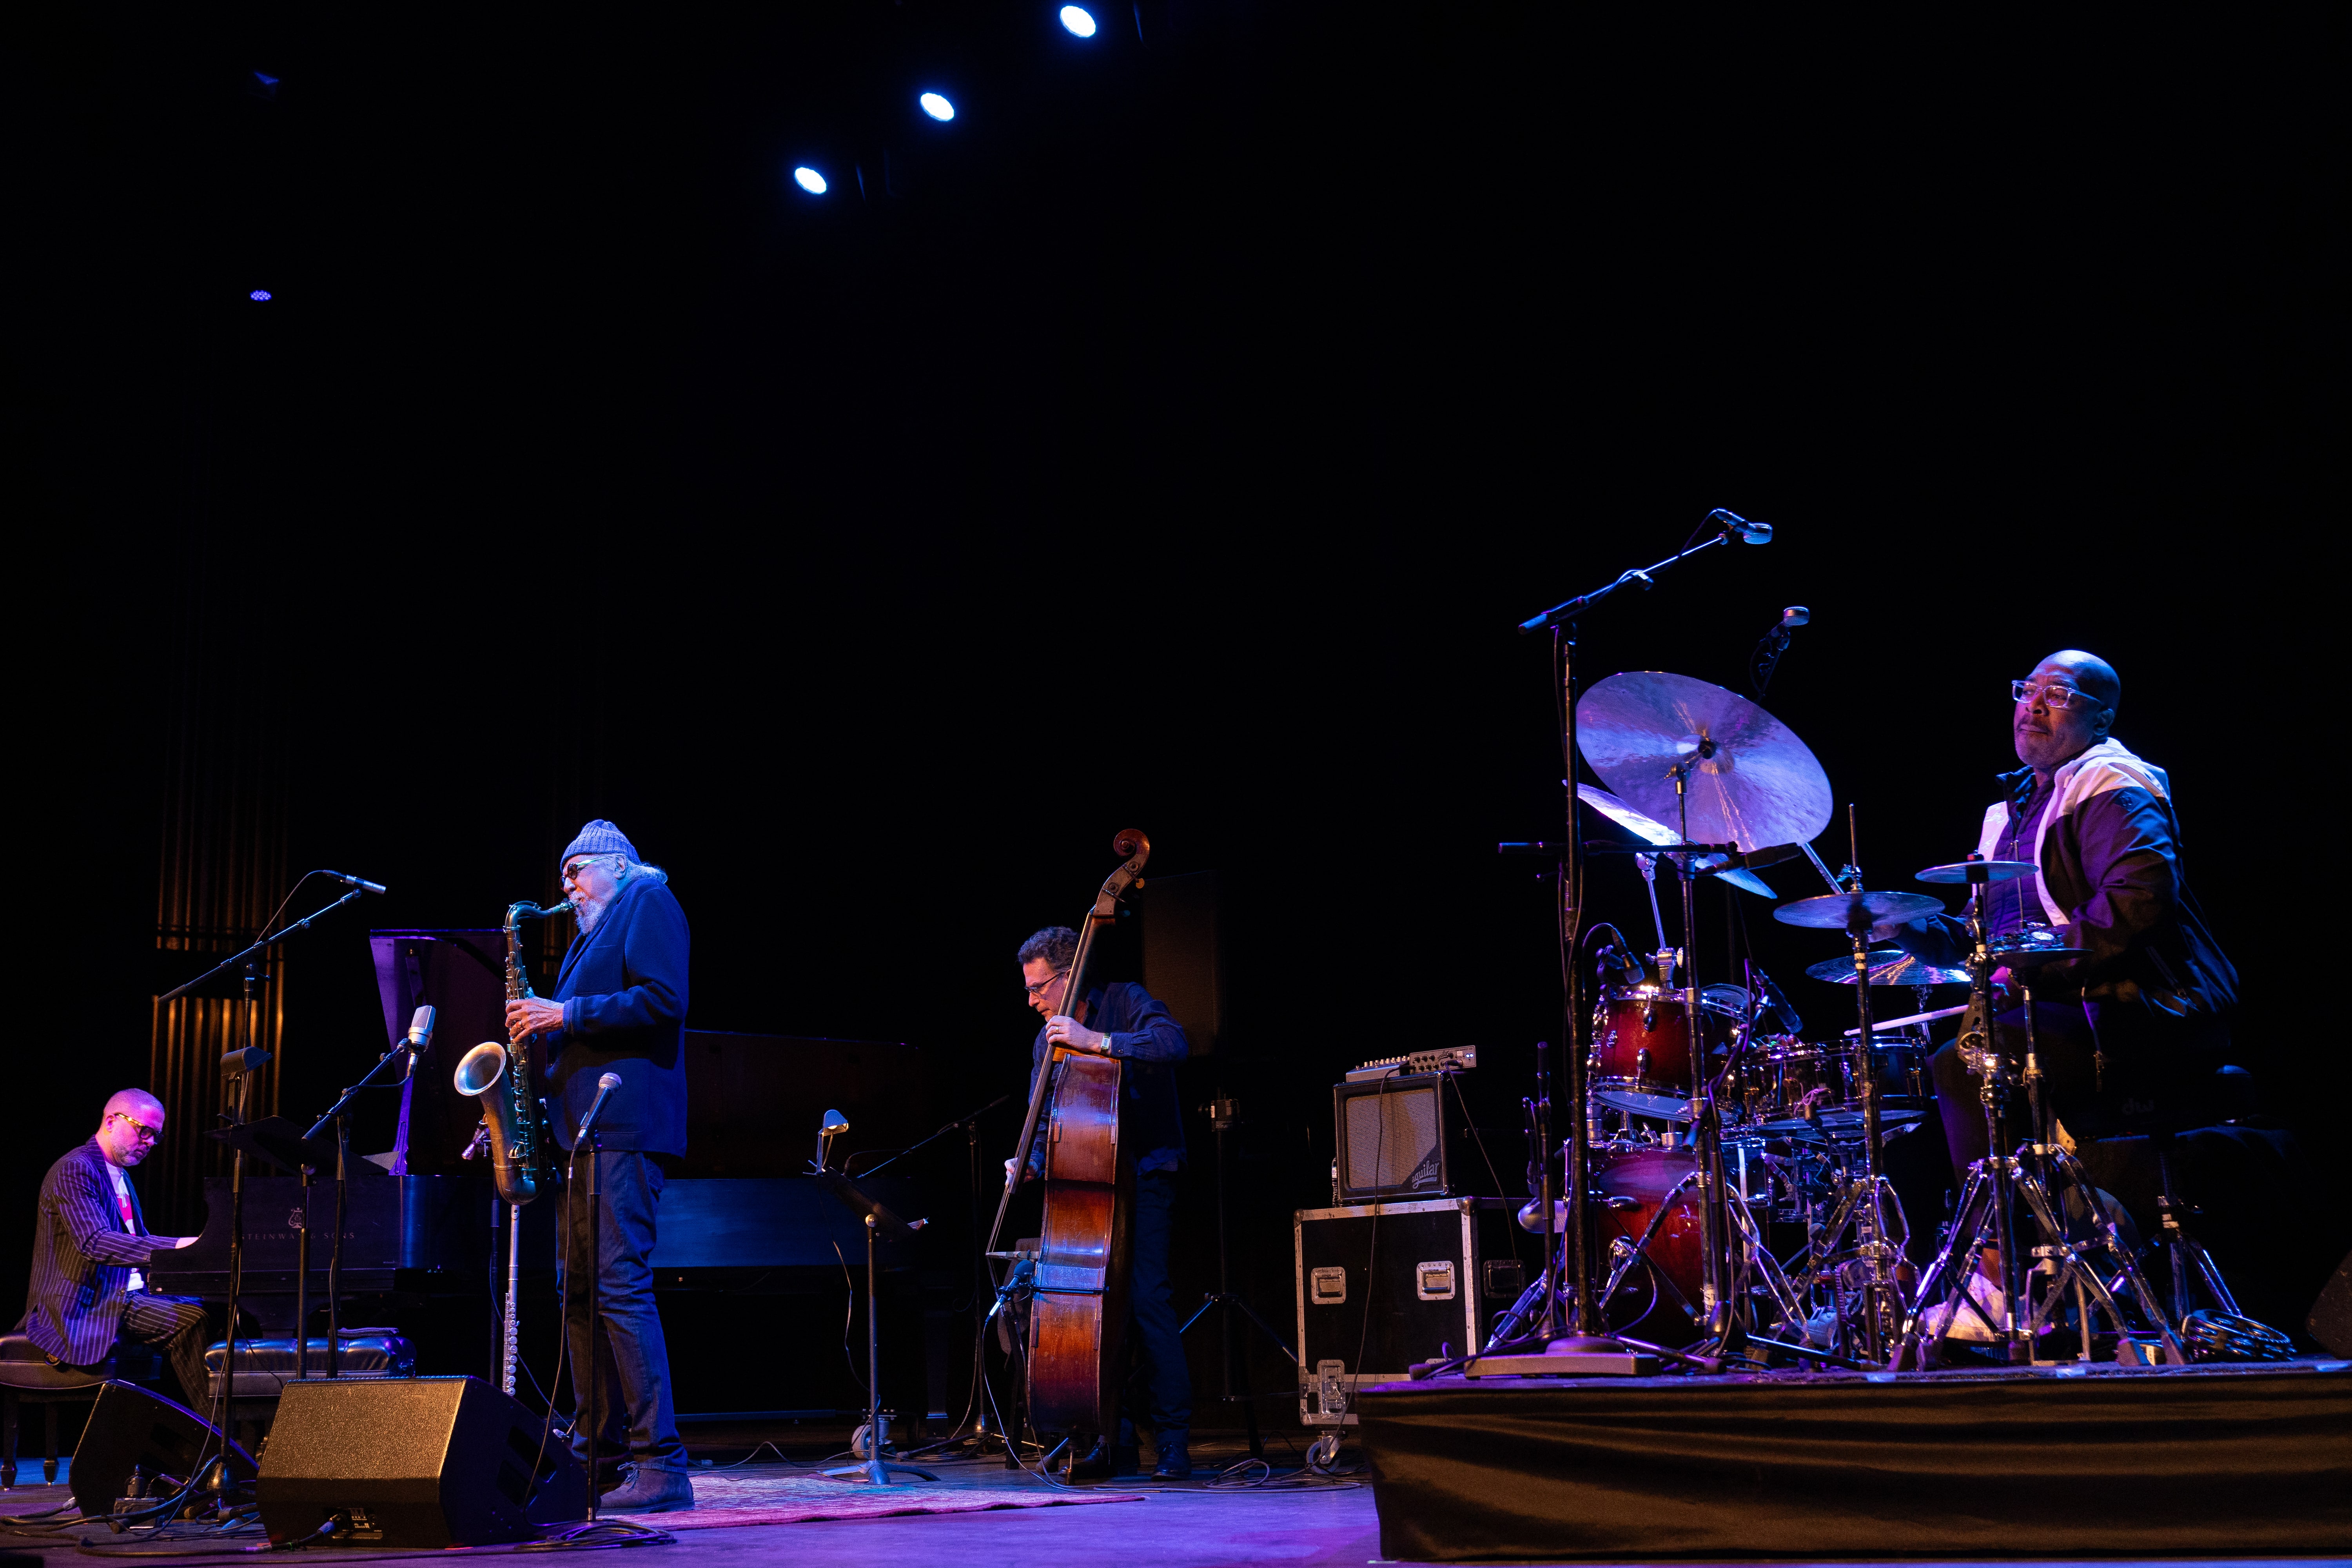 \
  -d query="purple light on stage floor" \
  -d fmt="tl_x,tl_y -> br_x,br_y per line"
249,289 -> 272,301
